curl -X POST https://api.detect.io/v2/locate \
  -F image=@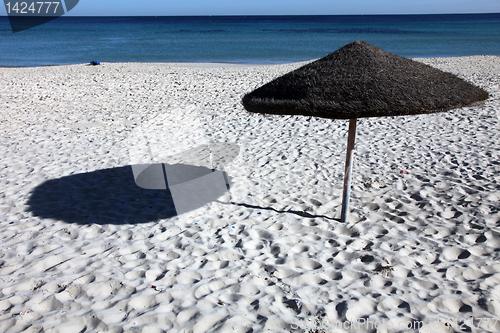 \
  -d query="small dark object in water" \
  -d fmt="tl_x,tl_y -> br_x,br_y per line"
90,60 -> 100,66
